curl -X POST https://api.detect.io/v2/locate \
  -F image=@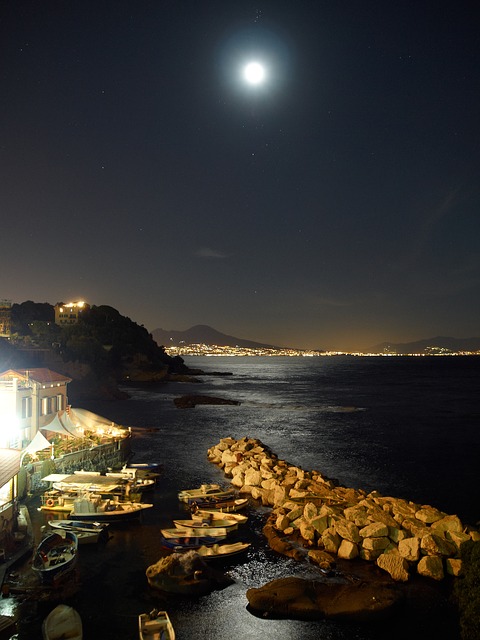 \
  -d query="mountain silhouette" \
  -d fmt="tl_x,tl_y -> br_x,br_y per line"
368,336 -> 480,354
152,325 -> 281,350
